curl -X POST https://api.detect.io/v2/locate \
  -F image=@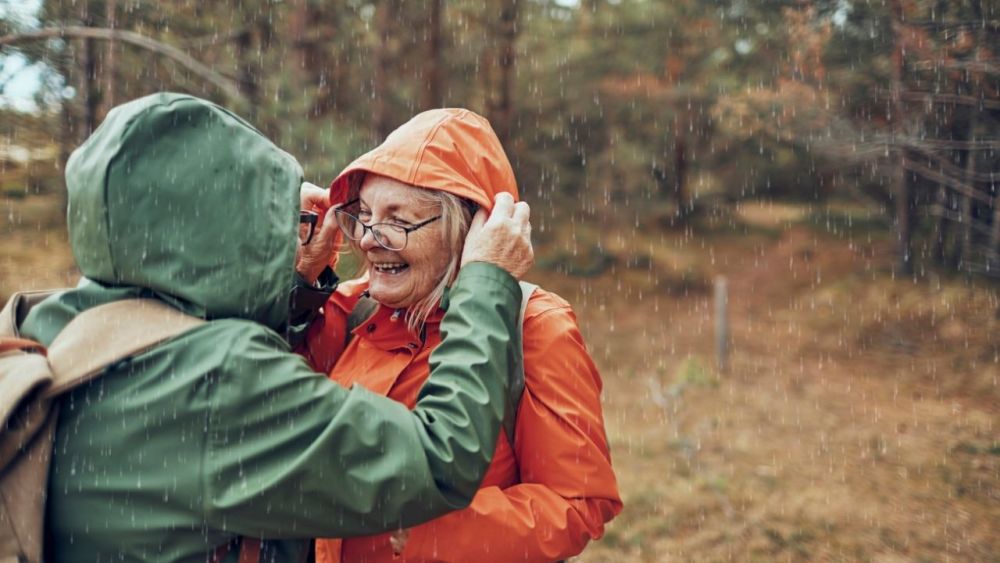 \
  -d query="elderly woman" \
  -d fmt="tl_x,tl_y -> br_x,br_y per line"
299,109 -> 621,562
